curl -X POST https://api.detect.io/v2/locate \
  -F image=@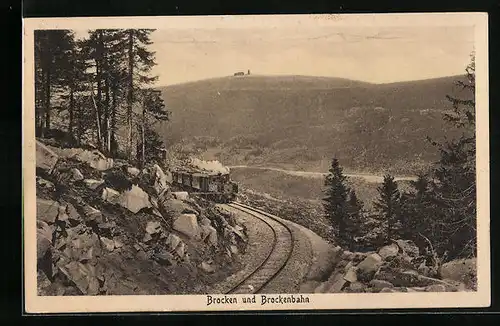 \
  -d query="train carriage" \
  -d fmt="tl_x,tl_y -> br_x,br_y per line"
171,168 -> 238,203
